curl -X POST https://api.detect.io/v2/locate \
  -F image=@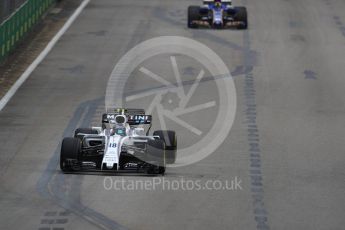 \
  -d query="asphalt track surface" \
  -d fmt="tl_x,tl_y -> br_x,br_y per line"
1,0 -> 345,229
